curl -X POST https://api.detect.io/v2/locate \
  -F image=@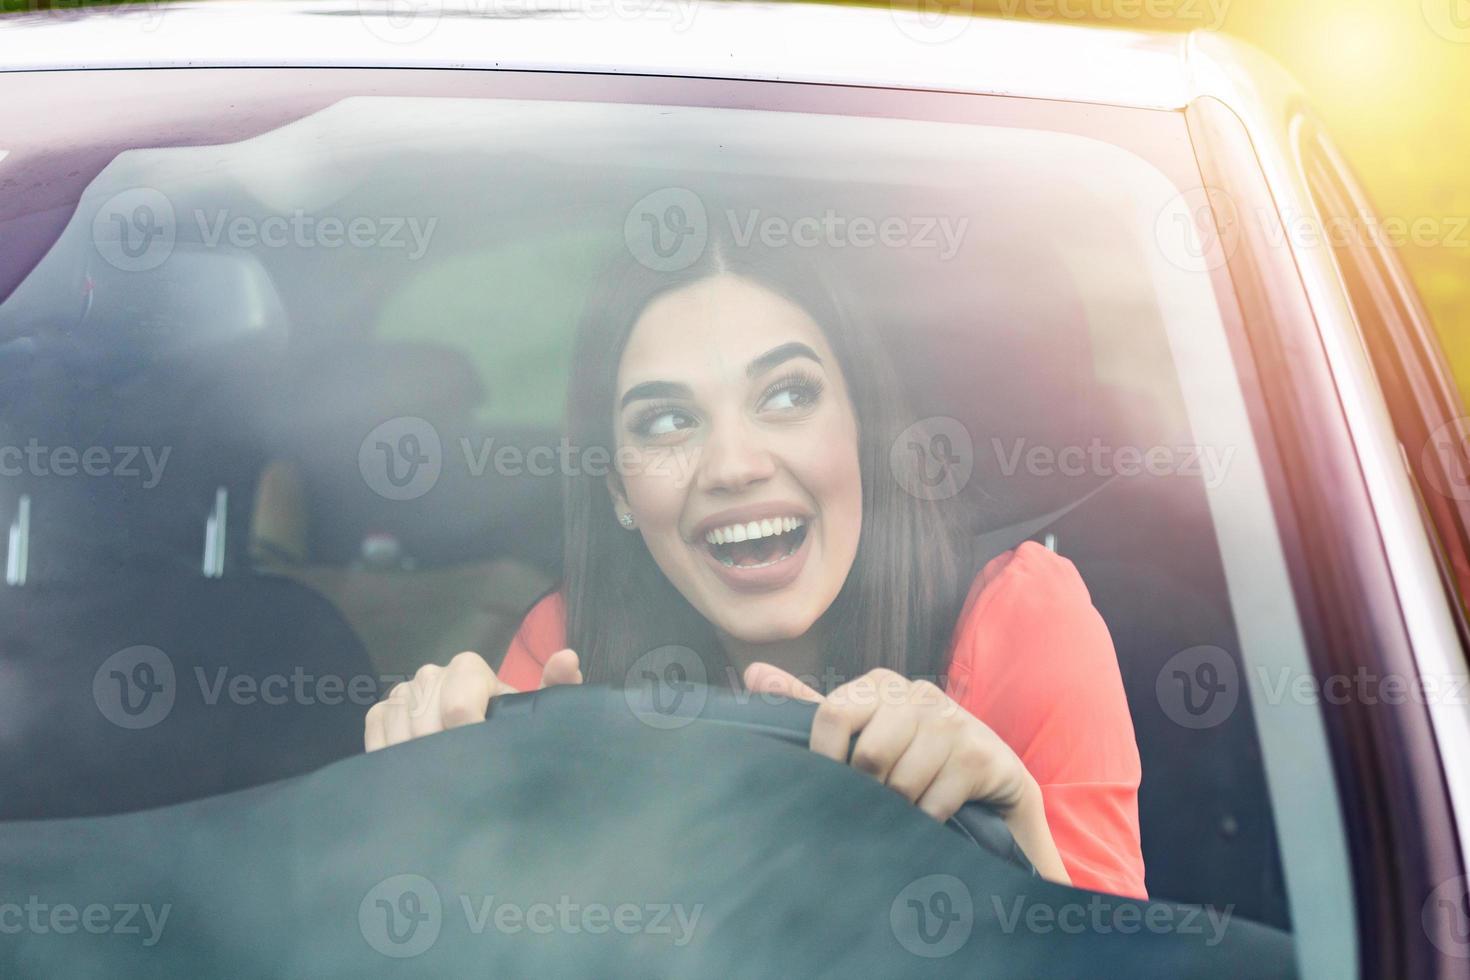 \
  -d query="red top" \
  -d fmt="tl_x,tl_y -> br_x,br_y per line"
498,540 -> 1146,898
